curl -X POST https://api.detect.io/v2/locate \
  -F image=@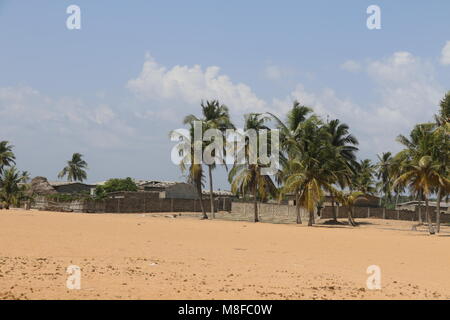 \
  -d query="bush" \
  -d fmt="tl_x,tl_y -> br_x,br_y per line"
94,177 -> 138,199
